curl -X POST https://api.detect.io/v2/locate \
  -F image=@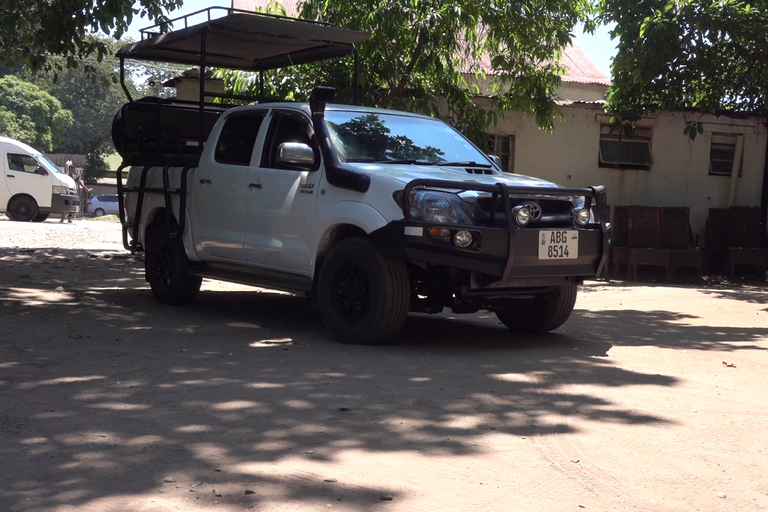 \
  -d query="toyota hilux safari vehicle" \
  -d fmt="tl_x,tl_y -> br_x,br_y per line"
113,7 -> 608,344
0,136 -> 80,221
